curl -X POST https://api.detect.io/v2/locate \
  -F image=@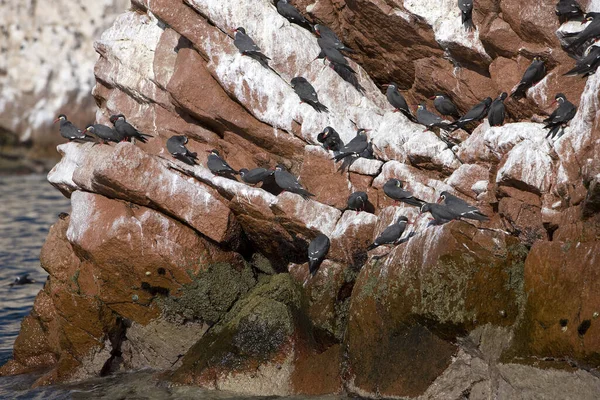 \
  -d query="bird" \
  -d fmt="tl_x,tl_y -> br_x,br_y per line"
330,61 -> 365,93
232,27 -> 271,69
566,13 -> 600,52
458,0 -> 475,31
383,179 -> 425,207
316,39 -> 355,73
207,149 -> 238,176
367,216 -> 410,250
563,42 -> 600,77
488,92 -> 508,127
313,24 -> 354,52
555,0 -> 584,24
317,127 -> 343,151
543,93 -> 577,139
274,164 -> 315,200
431,94 -> 461,119
84,124 -> 124,144
450,97 -> 492,131
420,203 -> 460,225
438,191 -> 489,221
332,128 -> 369,162
510,57 -> 546,100
53,114 -> 95,142
383,83 -> 417,122
291,77 -> 329,113
277,0 -> 312,30
307,233 -> 330,277
239,167 -> 274,184
166,135 -> 198,165
109,114 -> 153,143
9,273 -> 36,287
347,191 -> 368,212
416,104 -> 452,131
